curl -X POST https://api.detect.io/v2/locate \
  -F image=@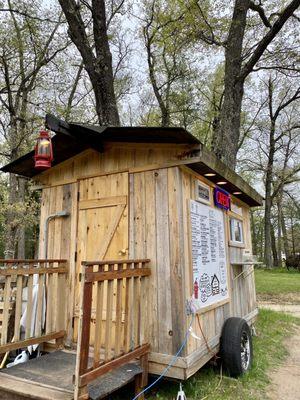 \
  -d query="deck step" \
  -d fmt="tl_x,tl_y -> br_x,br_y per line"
0,373 -> 73,400
88,362 -> 142,400
0,350 -> 143,400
